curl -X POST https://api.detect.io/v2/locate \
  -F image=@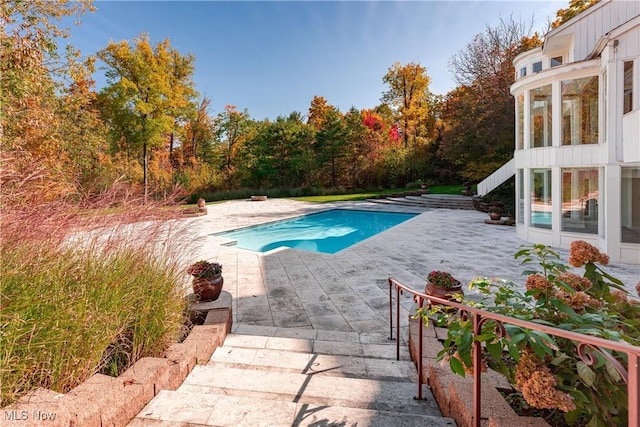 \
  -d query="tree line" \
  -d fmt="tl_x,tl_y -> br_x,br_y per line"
1,0 -> 595,205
